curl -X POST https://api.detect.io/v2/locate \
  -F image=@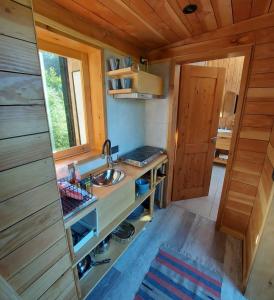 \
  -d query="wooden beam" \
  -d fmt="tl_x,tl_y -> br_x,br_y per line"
148,12 -> 274,61
148,32 -> 255,61
32,0 -> 144,57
